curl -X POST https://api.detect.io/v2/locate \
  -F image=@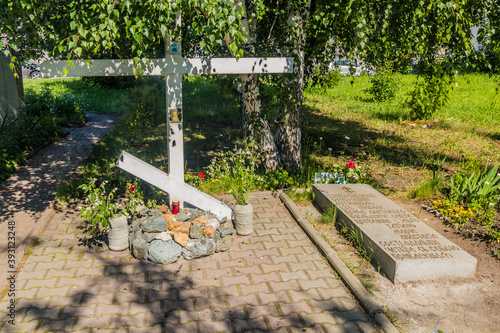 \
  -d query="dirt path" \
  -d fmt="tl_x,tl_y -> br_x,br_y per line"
298,197 -> 500,333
